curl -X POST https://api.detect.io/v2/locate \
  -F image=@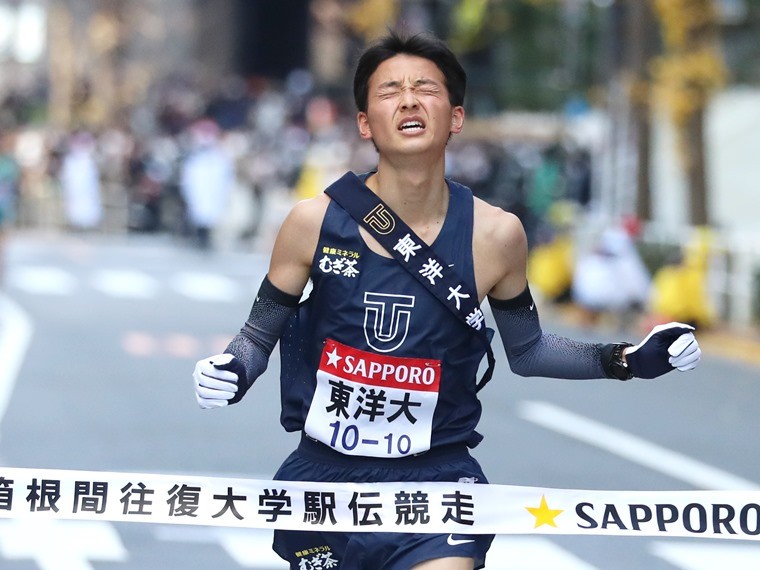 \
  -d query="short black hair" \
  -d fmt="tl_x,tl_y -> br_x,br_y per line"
353,30 -> 467,113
